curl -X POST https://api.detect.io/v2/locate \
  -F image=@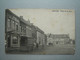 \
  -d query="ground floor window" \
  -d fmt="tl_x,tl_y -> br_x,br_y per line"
12,36 -> 18,44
